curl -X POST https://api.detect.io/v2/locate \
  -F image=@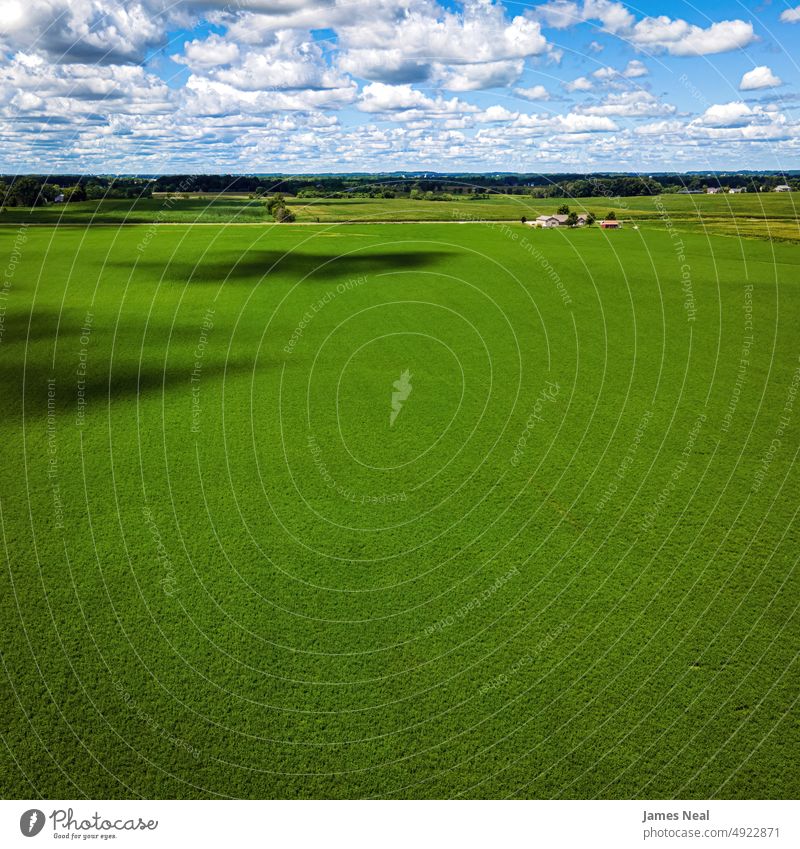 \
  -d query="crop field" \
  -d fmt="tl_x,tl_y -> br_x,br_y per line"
1,215 -> 798,799
3,191 -> 799,241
